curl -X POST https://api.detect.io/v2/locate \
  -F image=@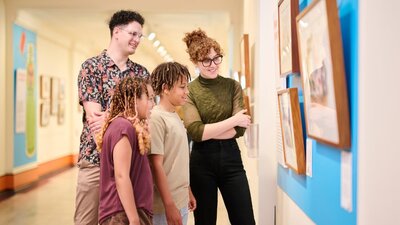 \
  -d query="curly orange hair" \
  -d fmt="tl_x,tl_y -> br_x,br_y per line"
183,29 -> 223,63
